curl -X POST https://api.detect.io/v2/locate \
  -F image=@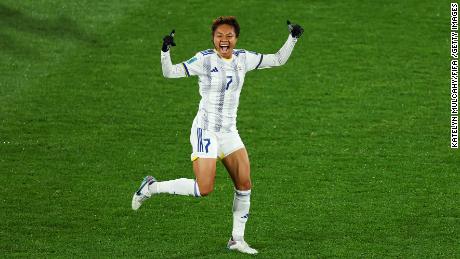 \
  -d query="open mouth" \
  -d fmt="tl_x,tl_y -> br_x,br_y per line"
219,42 -> 230,53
